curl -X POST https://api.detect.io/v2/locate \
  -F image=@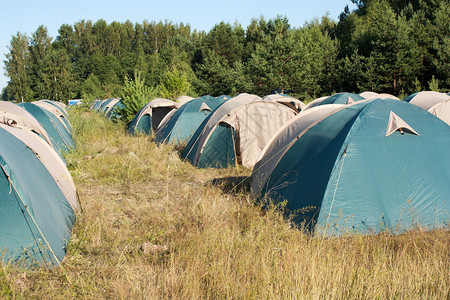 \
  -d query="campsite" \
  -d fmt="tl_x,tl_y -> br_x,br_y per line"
1,0 -> 449,298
